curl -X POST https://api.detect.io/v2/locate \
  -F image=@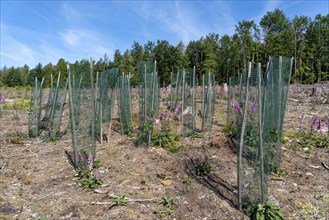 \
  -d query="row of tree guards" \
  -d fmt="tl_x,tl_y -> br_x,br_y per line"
227,56 -> 293,209
28,58 -> 216,169
27,55 -> 293,210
